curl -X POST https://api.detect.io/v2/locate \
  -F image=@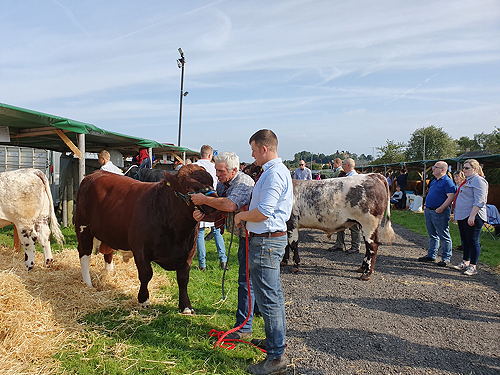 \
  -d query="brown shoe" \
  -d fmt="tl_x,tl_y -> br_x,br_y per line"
247,355 -> 288,375
224,330 -> 252,340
